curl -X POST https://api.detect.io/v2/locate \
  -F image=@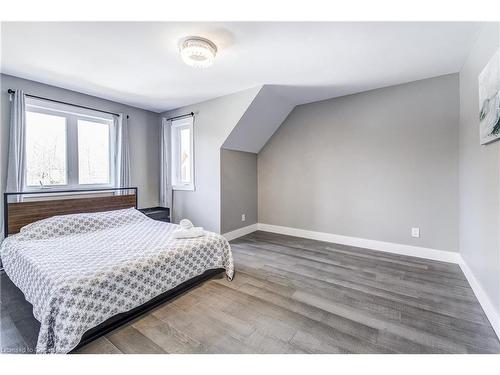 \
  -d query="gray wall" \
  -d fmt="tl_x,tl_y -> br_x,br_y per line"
458,24 -> 500,315
0,74 -> 160,231
161,86 -> 261,233
258,74 -> 460,252
221,149 -> 258,233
